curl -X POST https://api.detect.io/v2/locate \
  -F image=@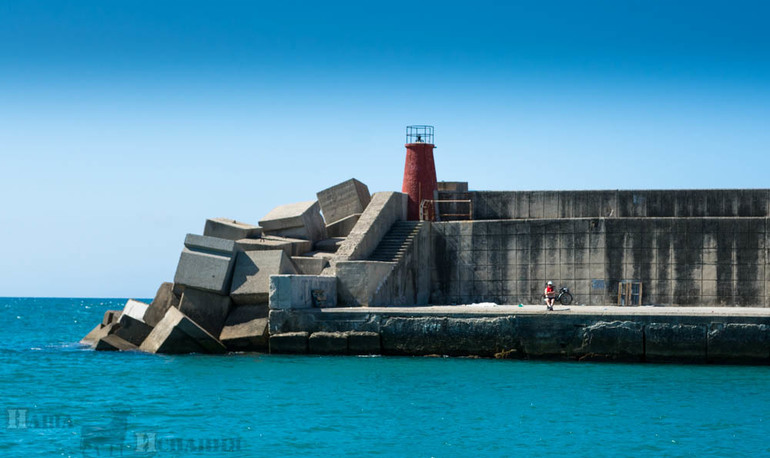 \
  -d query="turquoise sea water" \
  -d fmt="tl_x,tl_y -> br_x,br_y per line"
1,297 -> 769,457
